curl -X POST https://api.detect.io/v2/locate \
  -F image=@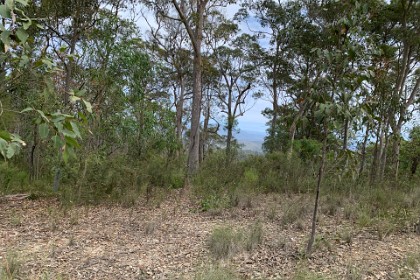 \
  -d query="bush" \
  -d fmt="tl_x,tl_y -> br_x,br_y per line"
0,162 -> 29,194
207,226 -> 243,259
